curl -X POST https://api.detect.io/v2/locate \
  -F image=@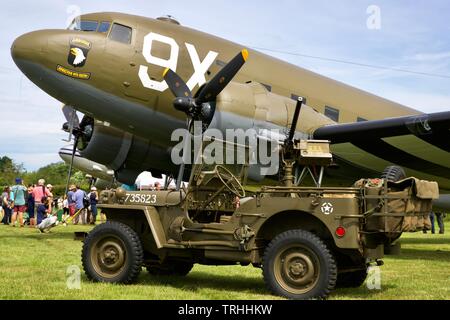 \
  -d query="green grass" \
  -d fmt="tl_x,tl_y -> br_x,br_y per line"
0,221 -> 448,300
